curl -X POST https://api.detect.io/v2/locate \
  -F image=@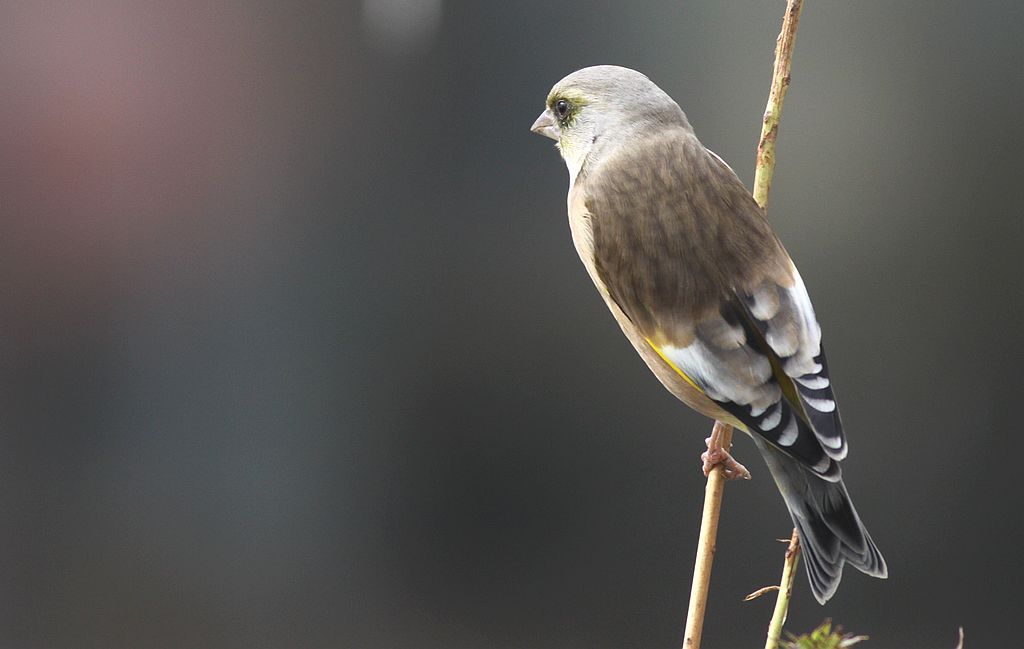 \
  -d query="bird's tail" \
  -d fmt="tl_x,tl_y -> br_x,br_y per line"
752,437 -> 888,604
